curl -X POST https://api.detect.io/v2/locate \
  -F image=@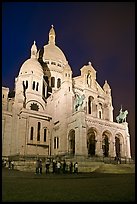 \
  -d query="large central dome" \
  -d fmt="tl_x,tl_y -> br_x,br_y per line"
43,43 -> 67,63
41,25 -> 67,64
